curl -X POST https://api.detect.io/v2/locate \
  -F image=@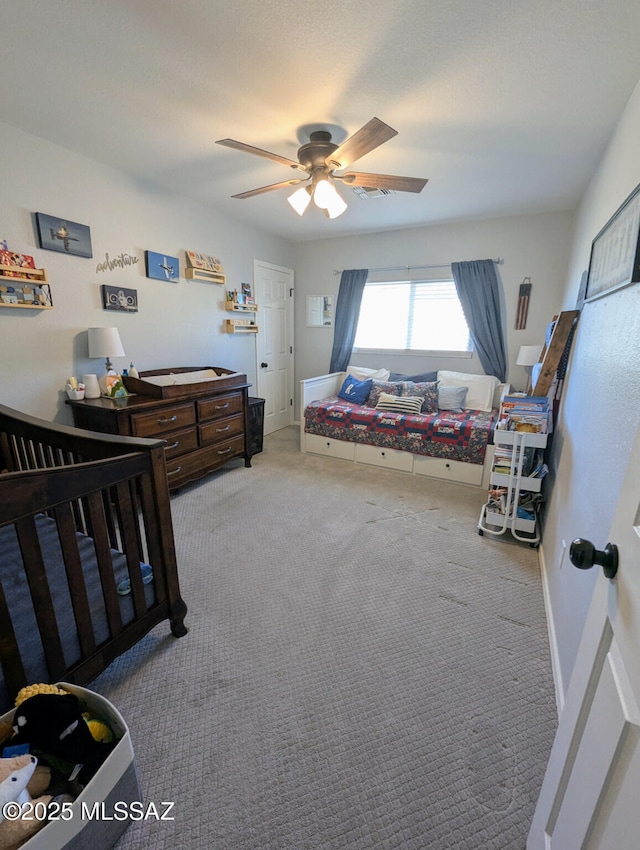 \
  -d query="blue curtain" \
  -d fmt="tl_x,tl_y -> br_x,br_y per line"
329,268 -> 369,373
451,259 -> 507,381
